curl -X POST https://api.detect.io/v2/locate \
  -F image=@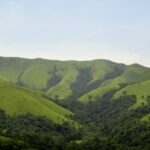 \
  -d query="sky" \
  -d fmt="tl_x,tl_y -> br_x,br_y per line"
0,0 -> 150,67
